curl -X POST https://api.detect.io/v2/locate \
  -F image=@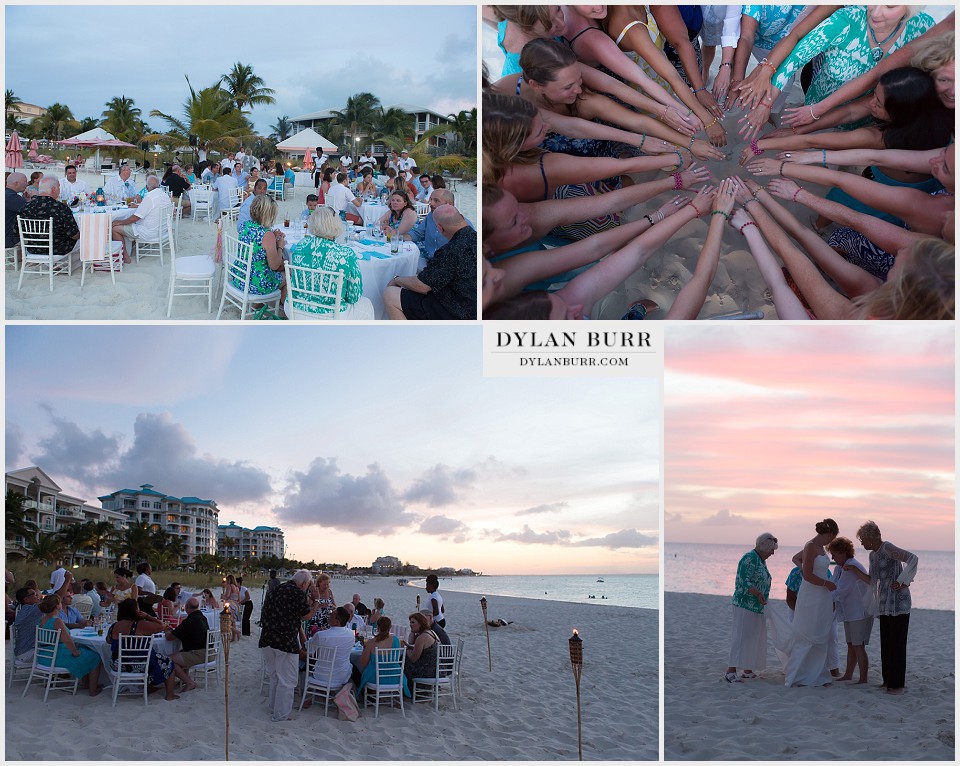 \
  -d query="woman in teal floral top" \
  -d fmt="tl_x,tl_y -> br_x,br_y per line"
725,532 -> 778,683
235,194 -> 286,300
289,206 -> 363,315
